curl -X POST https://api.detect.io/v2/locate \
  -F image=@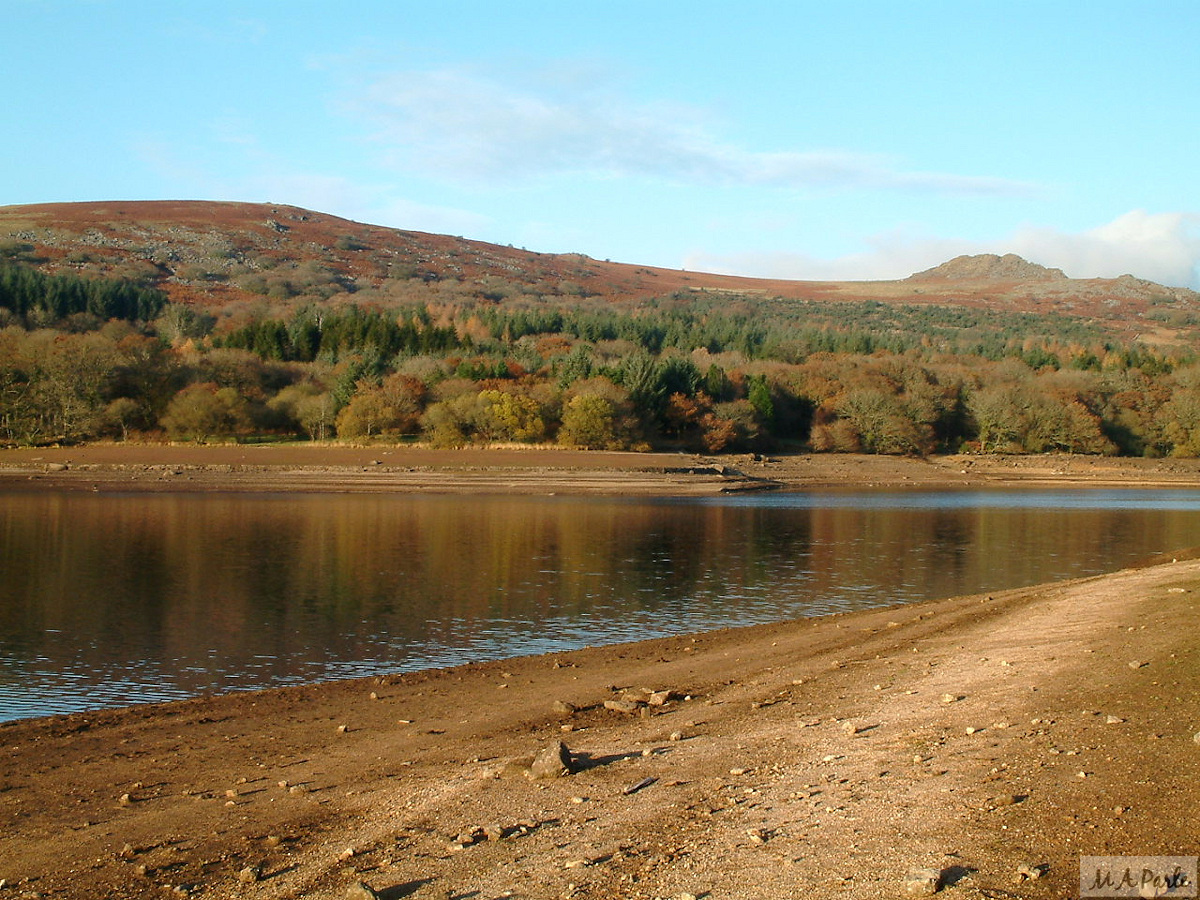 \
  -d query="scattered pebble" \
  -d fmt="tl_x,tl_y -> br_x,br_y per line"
904,867 -> 942,895
603,698 -> 641,714
1016,861 -> 1048,881
1128,660 -> 1147,669
237,865 -> 261,883
346,883 -> 381,900
941,693 -> 959,704
529,741 -> 574,779
623,777 -> 656,795
1106,715 -> 1125,725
